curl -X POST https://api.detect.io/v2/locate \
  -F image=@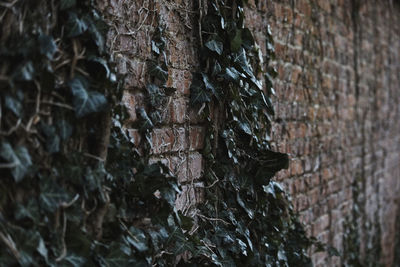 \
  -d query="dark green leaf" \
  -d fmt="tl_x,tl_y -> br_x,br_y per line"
88,20 -> 106,53
14,199 -> 39,222
236,192 -> 254,219
57,119 -> 73,141
148,61 -> 168,83
39,34 -> 57,60
190,73 -> 211,104
37,238 -> 48,262
15,61 -> 34,81
67,13 -> 88,37
177,211 -> 194,231
68,76 -> 107,117
233,48 -> 252,77
0,142 -> 32,182
62,254 -> 87,267
126,227 -> 148,252
60,0 -> 76,10
136,108 -> 153,131
222,67 -> 241,82
205,39 -> 223,55
39,178 -> 69,212
39,123 -> 60,153
230,29 -> 242,52
241,28 -> 254,49
88,56 -> 110,78
103,243 -> 136,267
4,95 -> 22,116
